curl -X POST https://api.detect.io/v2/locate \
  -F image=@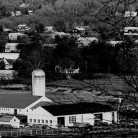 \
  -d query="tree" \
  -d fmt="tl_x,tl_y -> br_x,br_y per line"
54,20 -> 66,32
85,0 -> 138,124
0,32 -> 7,52
54,37 -> 82,70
